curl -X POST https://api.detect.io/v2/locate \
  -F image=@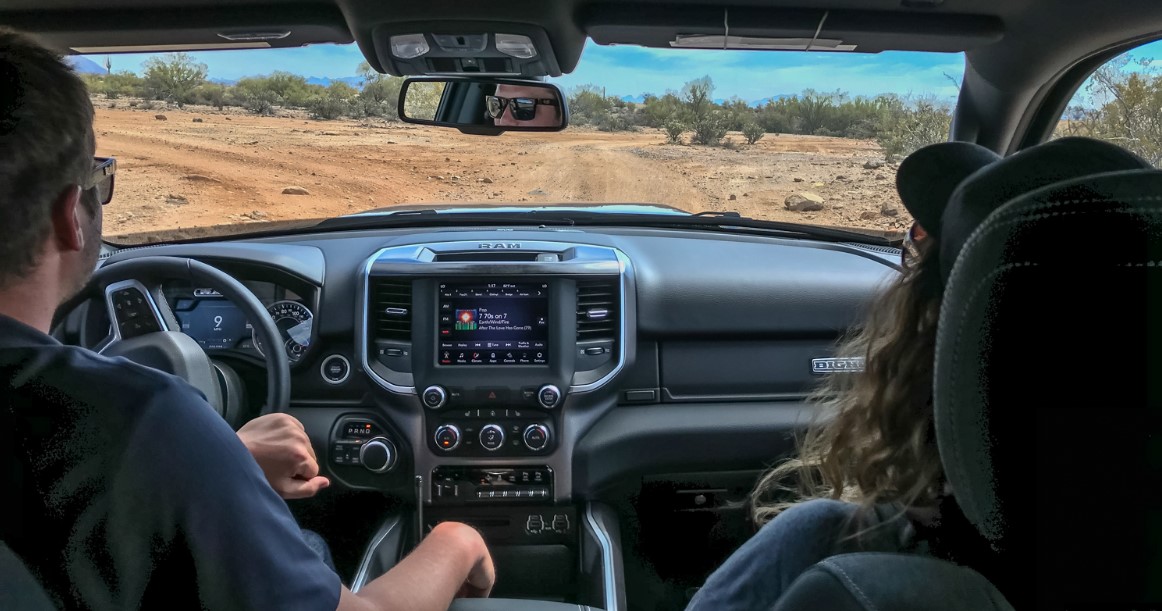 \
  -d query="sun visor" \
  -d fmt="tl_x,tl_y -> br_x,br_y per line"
581,4 -> 1003,53
0,5 -> 353,54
